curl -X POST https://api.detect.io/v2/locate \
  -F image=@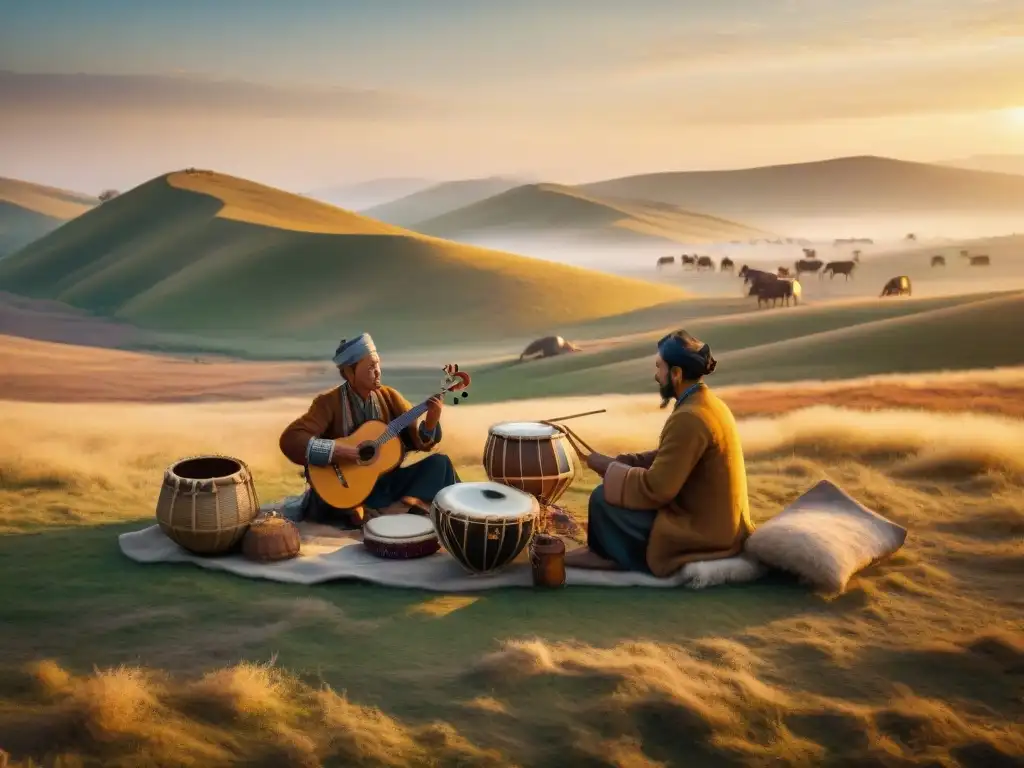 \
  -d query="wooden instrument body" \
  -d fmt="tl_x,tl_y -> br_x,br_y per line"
306,419 -> 404,509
